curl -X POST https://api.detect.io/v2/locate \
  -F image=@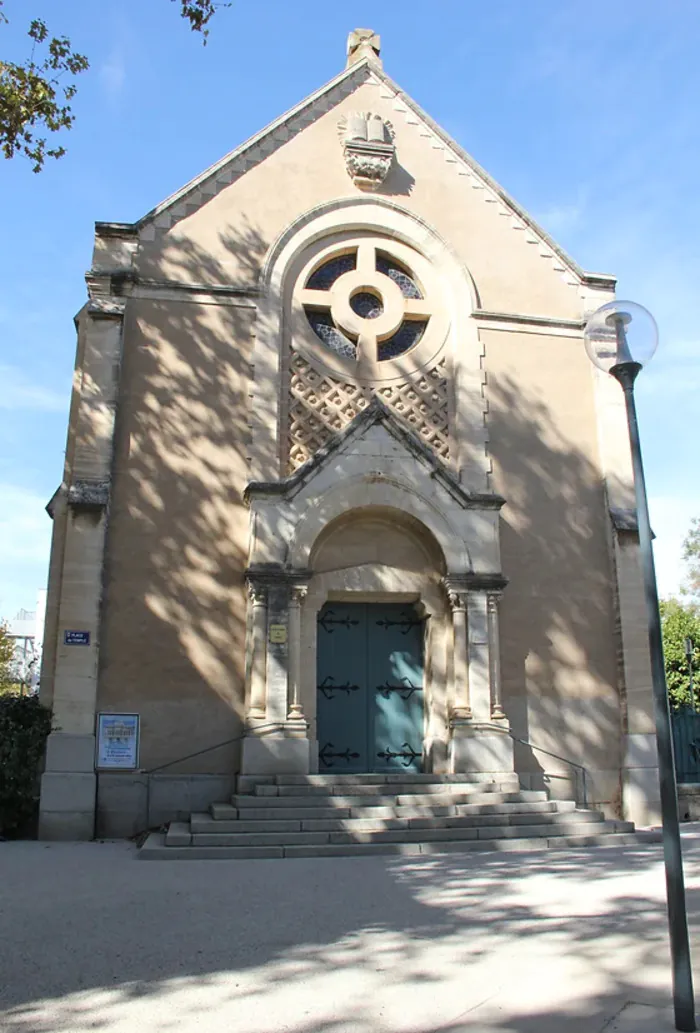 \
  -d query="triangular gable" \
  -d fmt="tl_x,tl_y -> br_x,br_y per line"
245,398 -> 504,511
136,60 -> 372,235
133,55 -> 613,288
